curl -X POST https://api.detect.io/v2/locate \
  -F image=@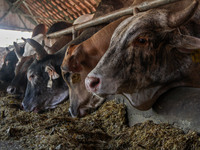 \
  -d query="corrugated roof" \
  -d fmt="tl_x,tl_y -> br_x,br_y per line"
3,0 -> 101,28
